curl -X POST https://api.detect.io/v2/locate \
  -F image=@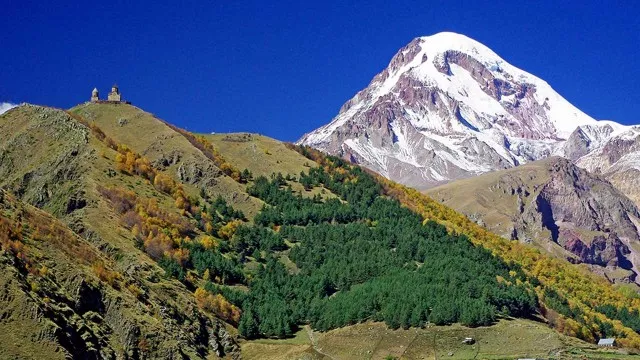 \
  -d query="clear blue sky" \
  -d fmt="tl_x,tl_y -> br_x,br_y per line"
2,1 -> 638,141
